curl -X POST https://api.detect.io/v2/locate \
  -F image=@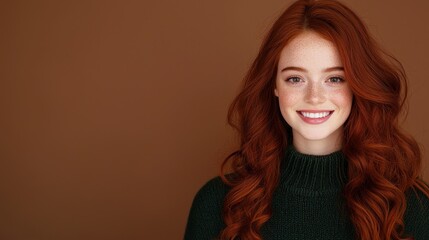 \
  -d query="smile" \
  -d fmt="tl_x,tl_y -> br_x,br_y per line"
297,110 -> 334,124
